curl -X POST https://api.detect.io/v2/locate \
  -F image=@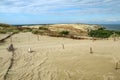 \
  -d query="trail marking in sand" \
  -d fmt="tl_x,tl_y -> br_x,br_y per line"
4,44 -> 15,80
